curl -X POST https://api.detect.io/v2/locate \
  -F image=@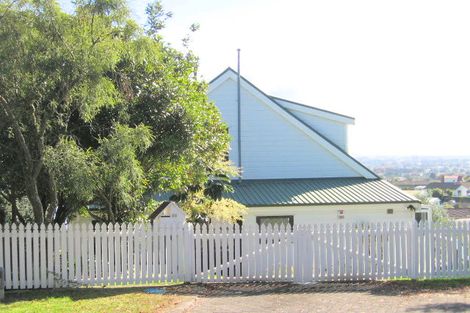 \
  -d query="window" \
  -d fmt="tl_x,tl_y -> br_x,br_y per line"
387,209 -> 394,214
415,211 -> 428,224
256,216 -> 294,229
337,209 -> 345,219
